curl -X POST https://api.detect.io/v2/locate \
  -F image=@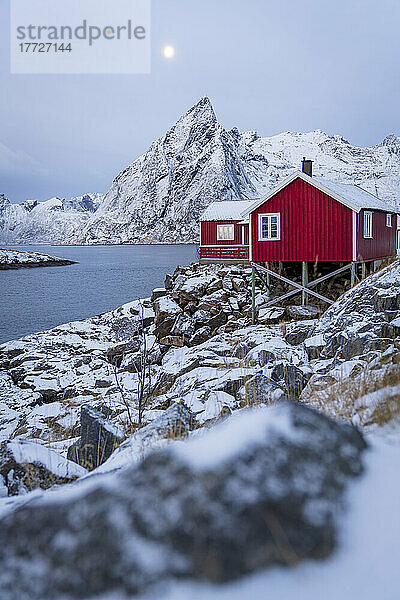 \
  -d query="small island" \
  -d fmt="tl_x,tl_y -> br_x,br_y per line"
0,248 -> 76,270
